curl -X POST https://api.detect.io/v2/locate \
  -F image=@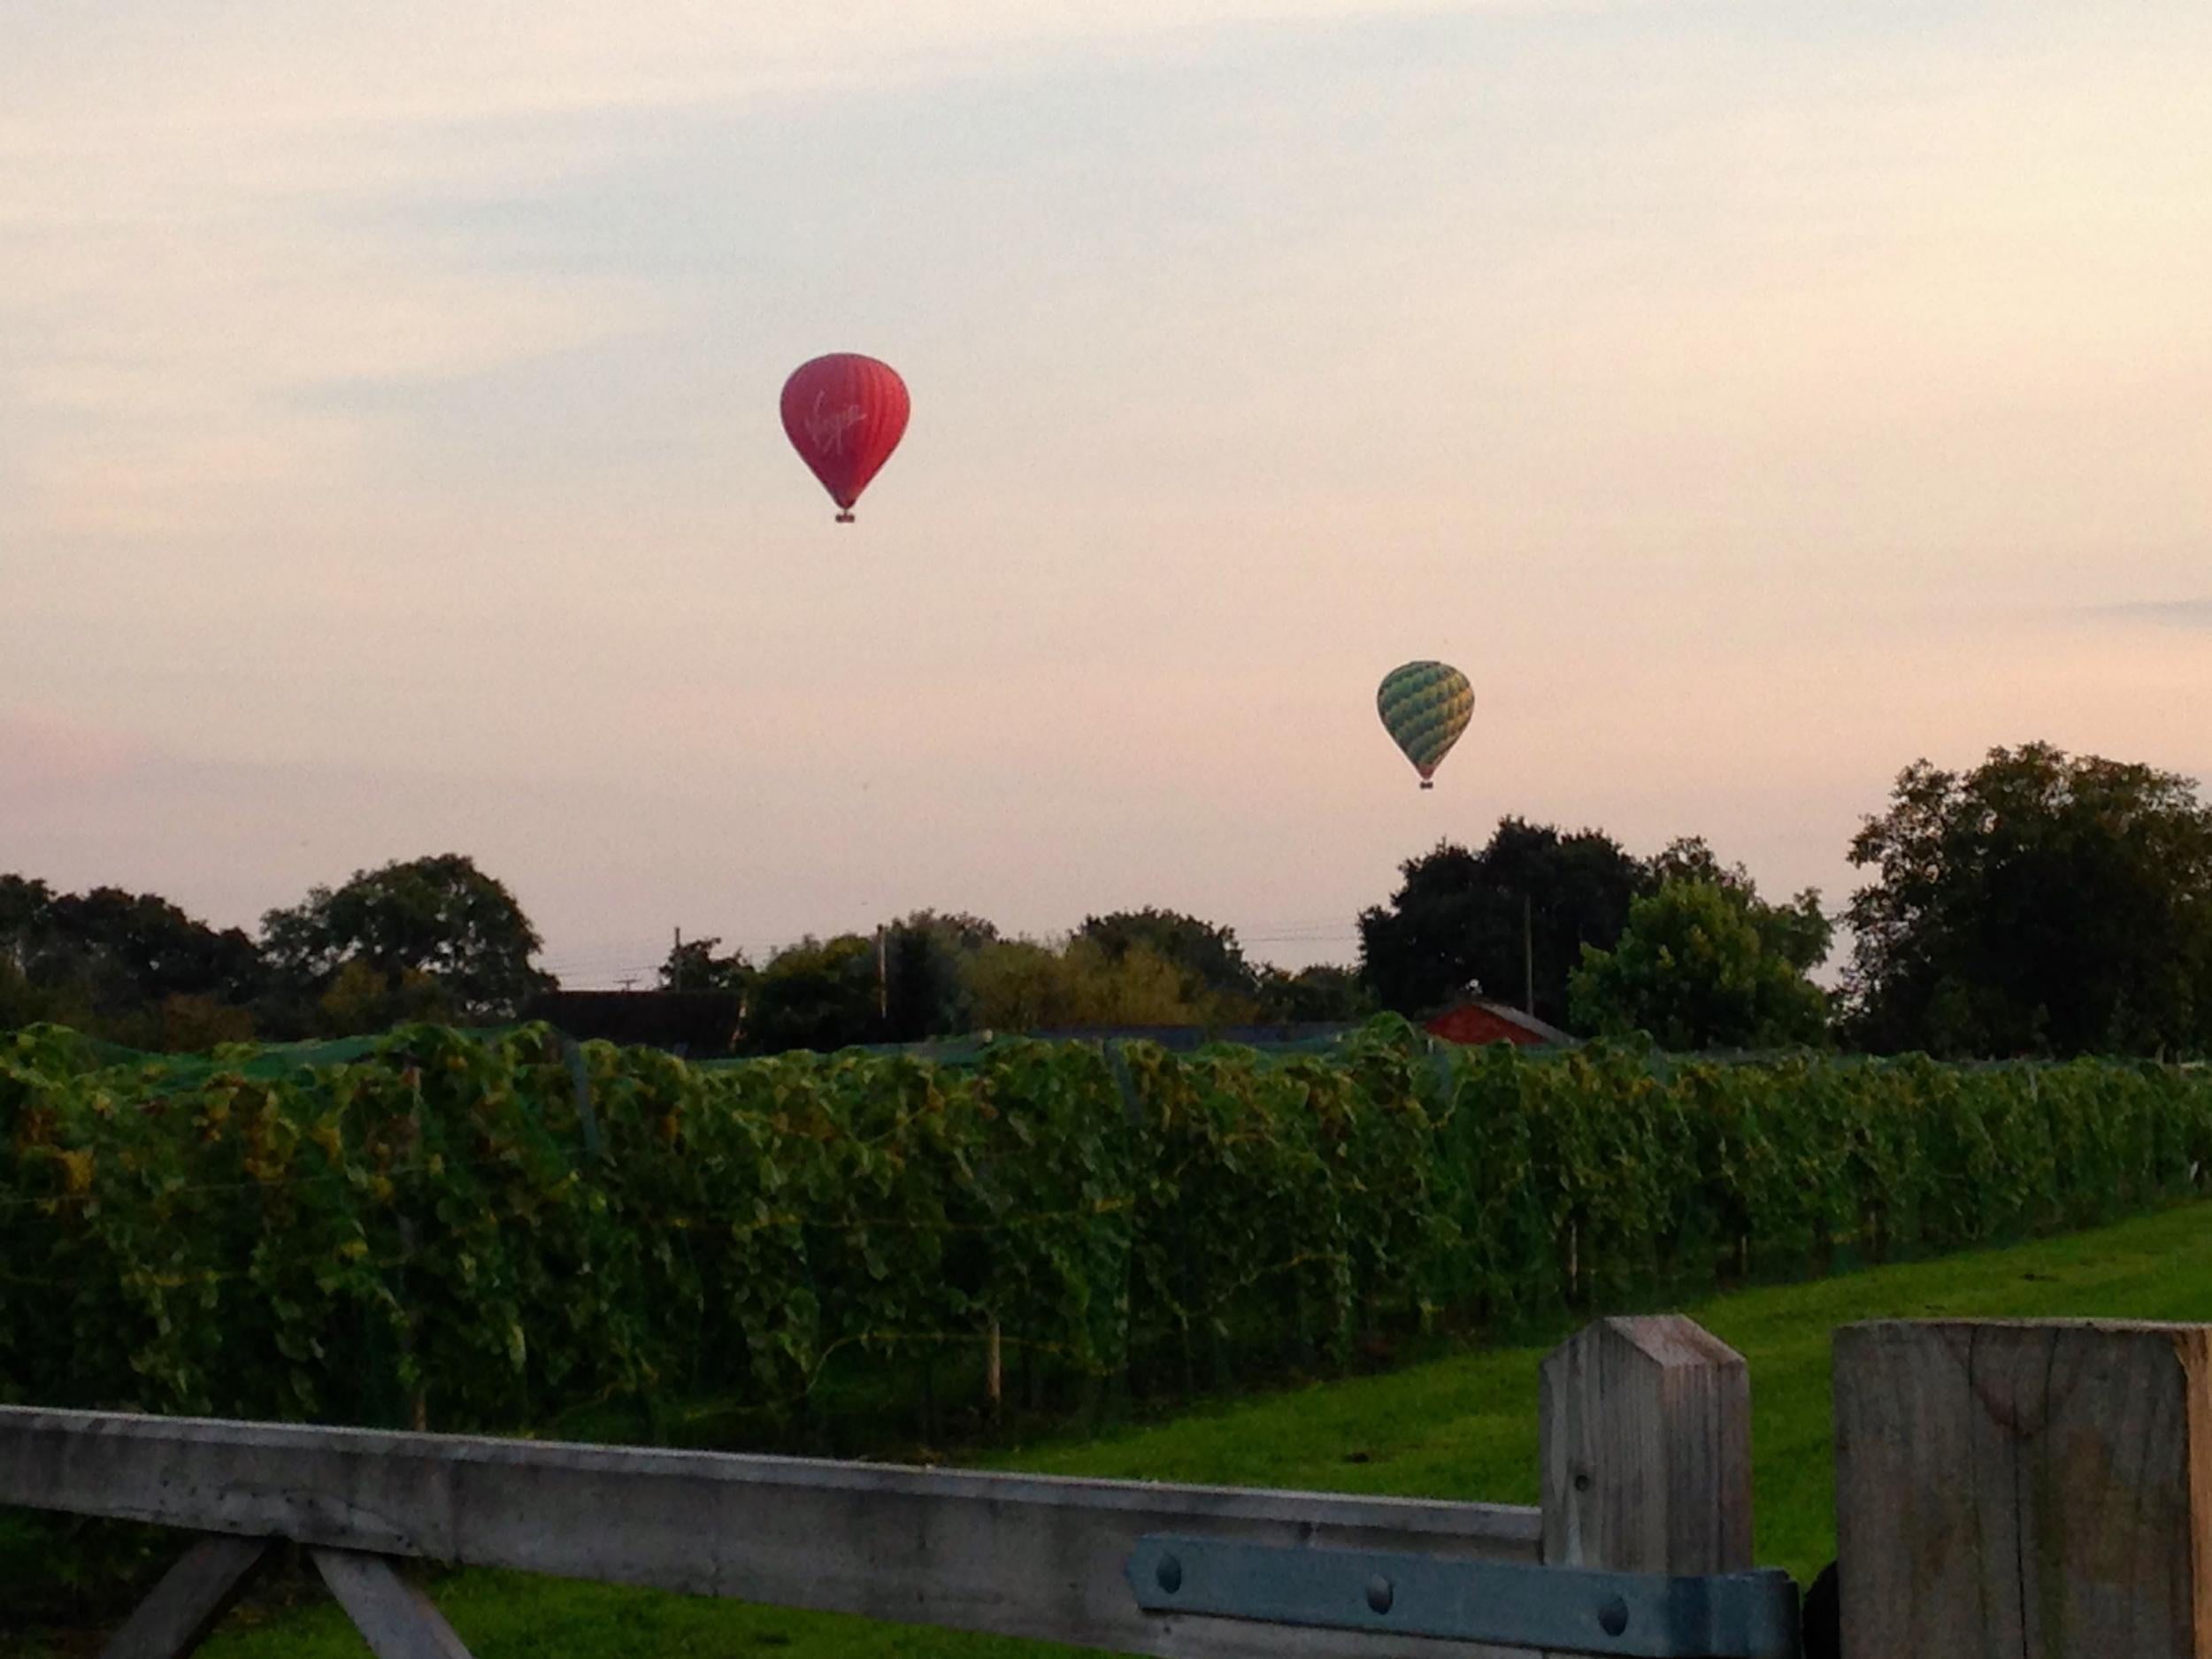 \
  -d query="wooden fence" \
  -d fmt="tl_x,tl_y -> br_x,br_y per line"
4,1314 -> 2201,1659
